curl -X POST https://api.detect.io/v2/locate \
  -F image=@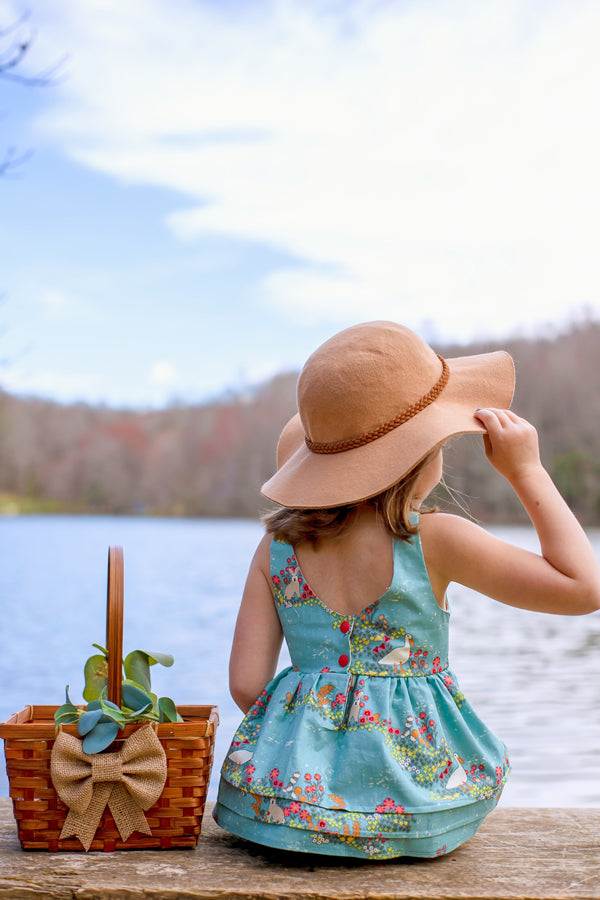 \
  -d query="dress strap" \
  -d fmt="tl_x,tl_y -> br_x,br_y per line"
270,537 -> 295,579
